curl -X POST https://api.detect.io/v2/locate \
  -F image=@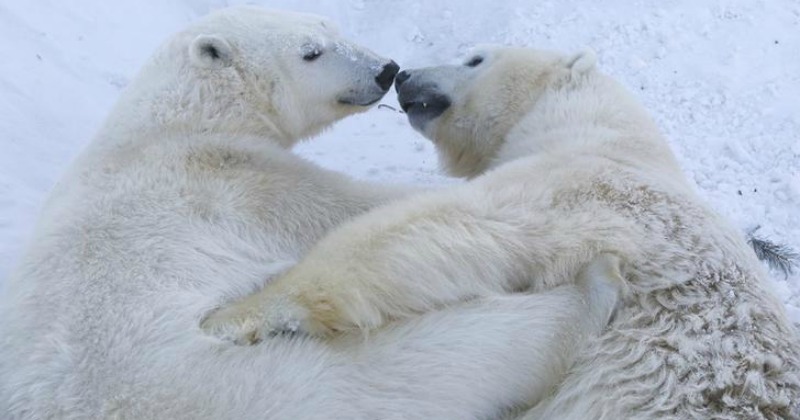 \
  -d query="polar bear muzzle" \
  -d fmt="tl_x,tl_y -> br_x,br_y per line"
395,69 -> 452,131
337,60 -> 400,106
